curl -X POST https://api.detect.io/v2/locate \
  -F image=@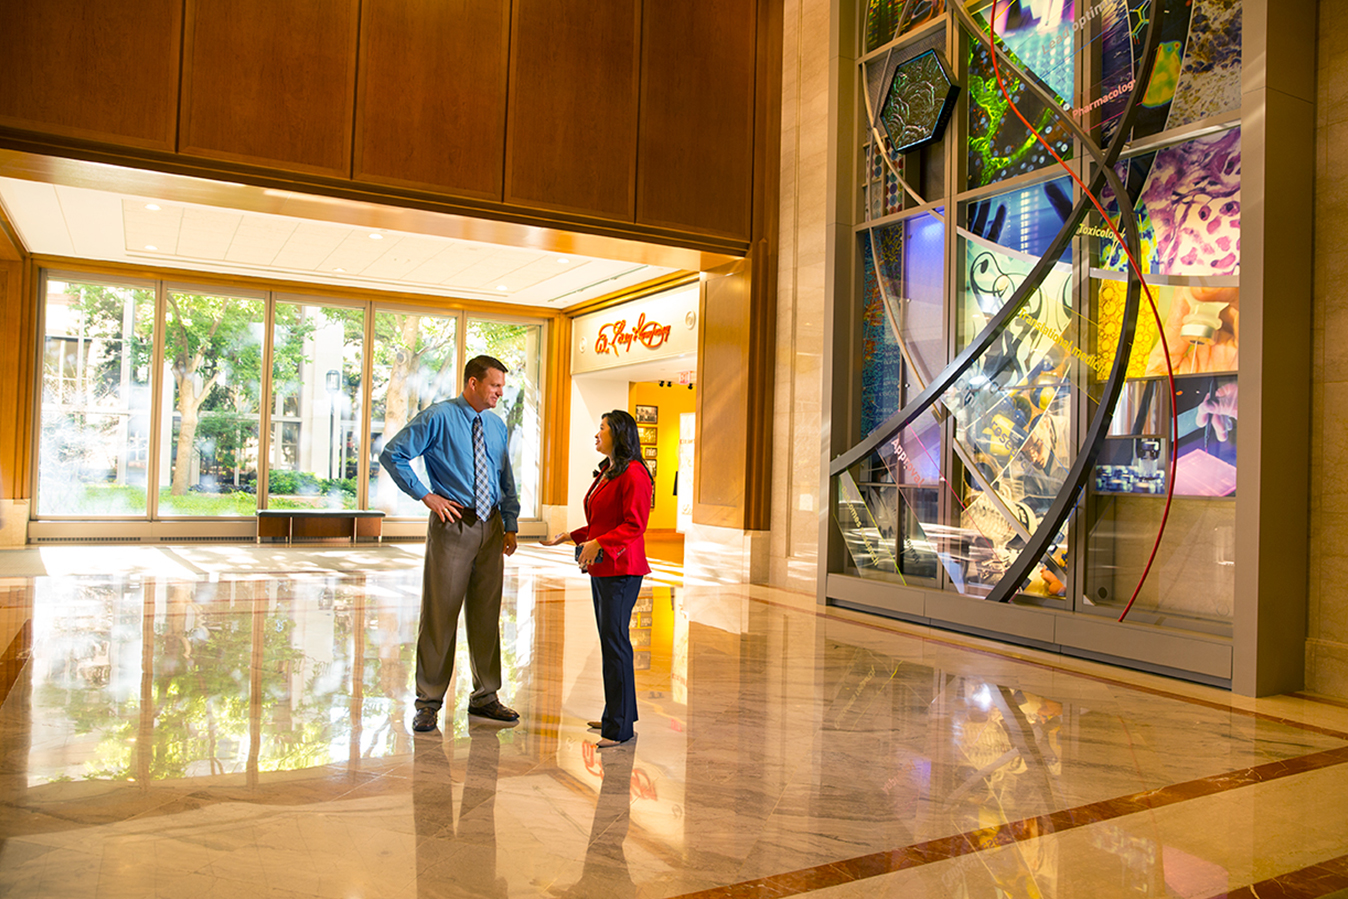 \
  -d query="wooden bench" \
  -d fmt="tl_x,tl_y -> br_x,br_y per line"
256,509 -> 385,544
